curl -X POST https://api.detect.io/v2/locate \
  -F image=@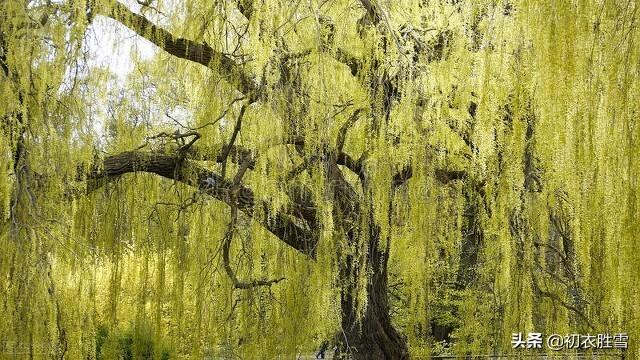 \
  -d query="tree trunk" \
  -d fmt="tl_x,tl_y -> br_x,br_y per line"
338,224 -> 409,359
